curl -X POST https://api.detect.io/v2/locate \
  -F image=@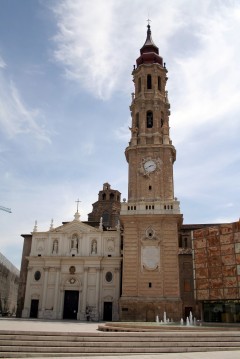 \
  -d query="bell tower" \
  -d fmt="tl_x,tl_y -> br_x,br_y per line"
120,24 -> 183,321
